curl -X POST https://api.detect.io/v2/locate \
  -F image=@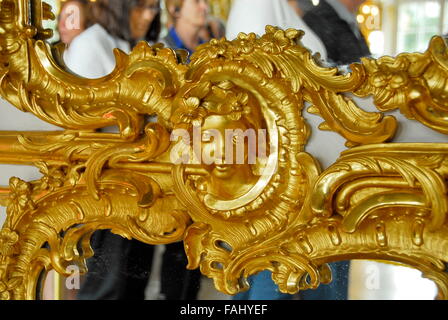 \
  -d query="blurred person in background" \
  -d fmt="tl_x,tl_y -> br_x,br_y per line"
64,0 -> 160,78
292,0 -> 316,15
62,0 -> 161,300
302,0 -> 371,65
287,0 -> 304,17
199,16 -> 226,41
163,0 -> 208,56
58,0 -> 90,47
225,0 -> 327,60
